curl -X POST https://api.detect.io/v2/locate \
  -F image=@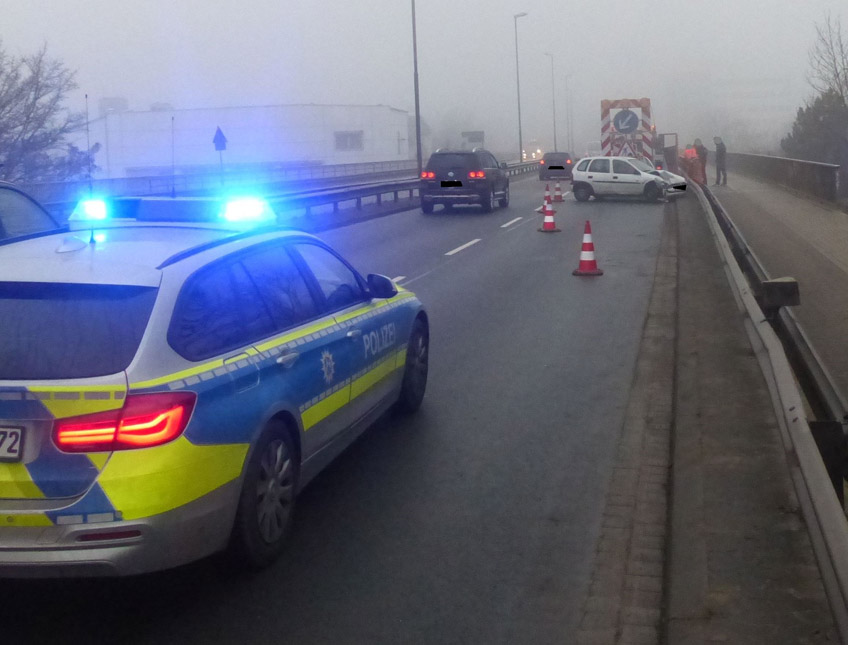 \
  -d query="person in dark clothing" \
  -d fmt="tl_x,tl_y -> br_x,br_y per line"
694,138 -> 708,178
713,136 -> 727,186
